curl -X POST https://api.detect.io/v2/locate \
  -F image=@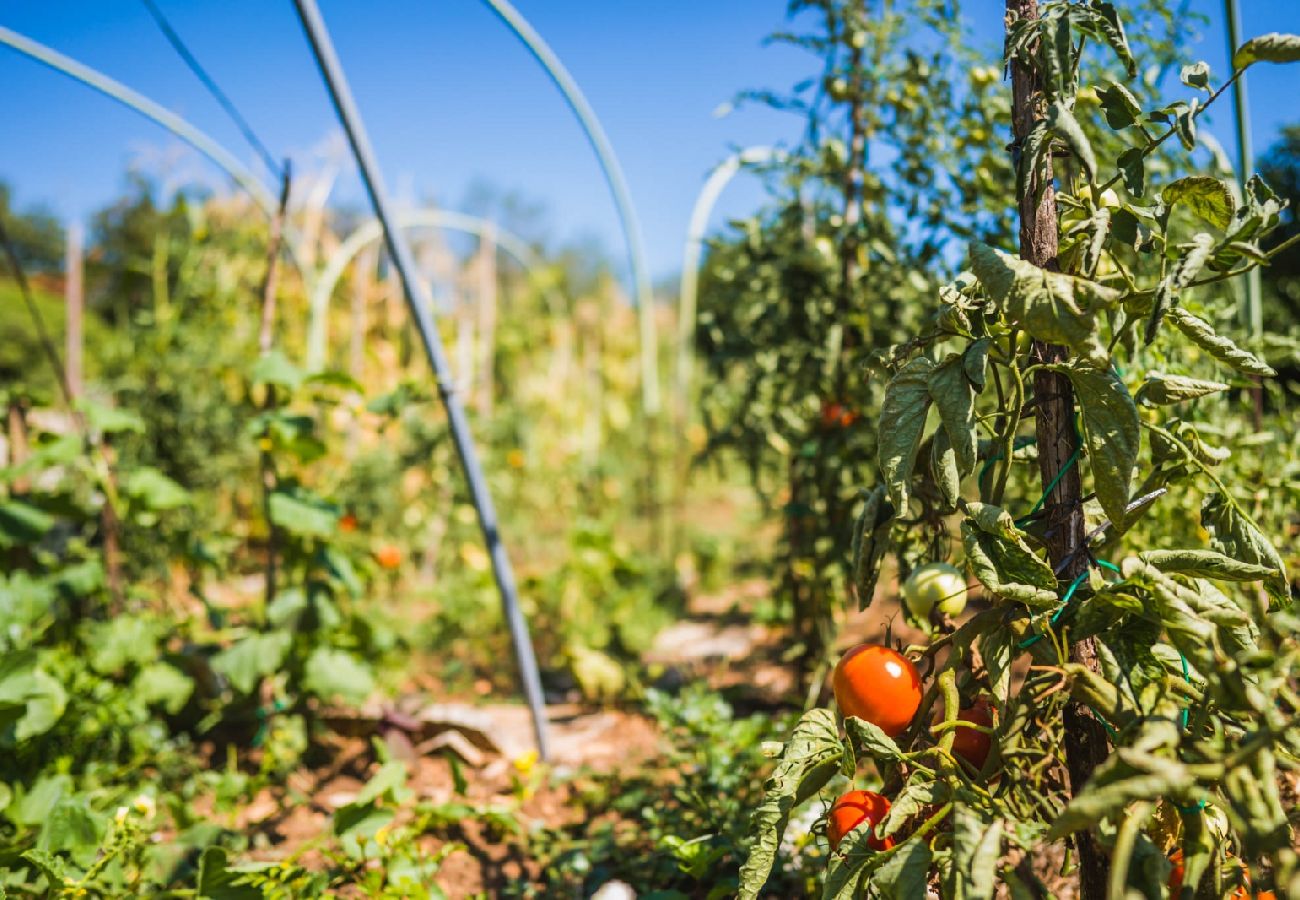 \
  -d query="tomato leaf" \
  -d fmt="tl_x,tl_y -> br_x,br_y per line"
1201,493 -> 1289,605
1162,176 -> 1235,229
1232,33 -> 1300,69
1134,372 -> 1229,406
850,486 -> 894,610
928,354 -> 977,476
1138,549 -> 1275,582
1047,363 -> 1139,530
1047,101 -> 1096,181
962,503 -> 1058,609
844,716 -> 902,762
969,243 -> 1120,364
871,838 -> 933,900
738,708 -> 844,900
878,357 -> 934,511
1167,308 -> 1276,377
